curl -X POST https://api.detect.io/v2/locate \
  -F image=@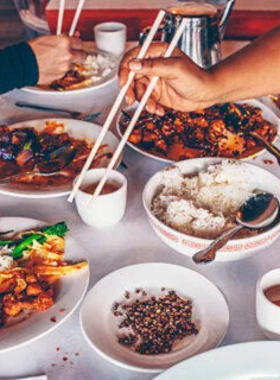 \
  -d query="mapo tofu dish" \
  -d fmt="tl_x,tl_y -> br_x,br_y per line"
120,103 -> 277,161
0,121 -> 112,188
